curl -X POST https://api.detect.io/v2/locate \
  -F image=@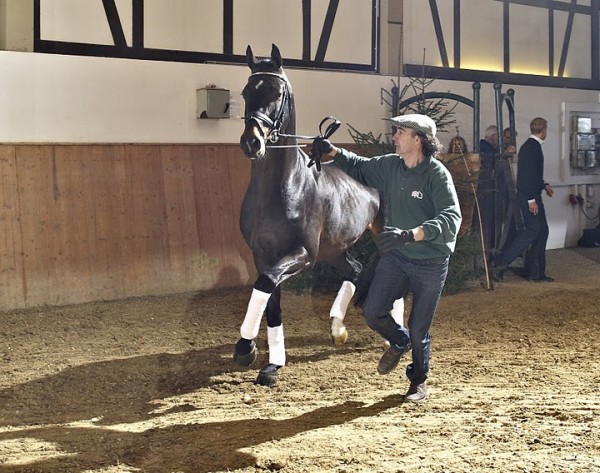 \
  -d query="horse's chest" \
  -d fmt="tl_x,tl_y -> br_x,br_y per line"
241,199 -> 305,246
